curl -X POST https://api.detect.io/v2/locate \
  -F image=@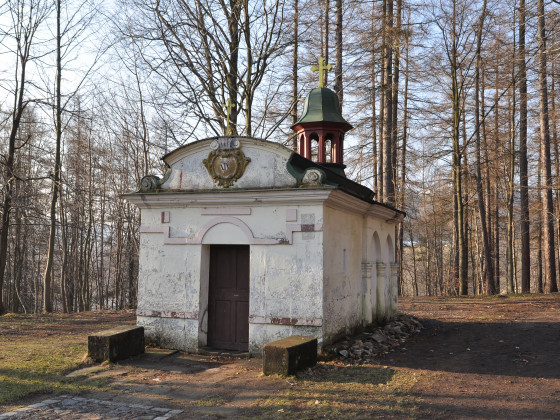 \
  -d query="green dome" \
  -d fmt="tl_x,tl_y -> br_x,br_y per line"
293,88 -> 352,127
